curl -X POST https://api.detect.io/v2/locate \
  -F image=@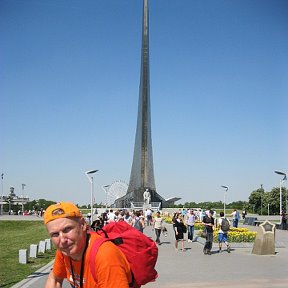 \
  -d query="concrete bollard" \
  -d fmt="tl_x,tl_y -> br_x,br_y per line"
45,238 -> 51,250
19,249 -> 28,264
29,244 -> 38,258
38,240 -> 46,253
